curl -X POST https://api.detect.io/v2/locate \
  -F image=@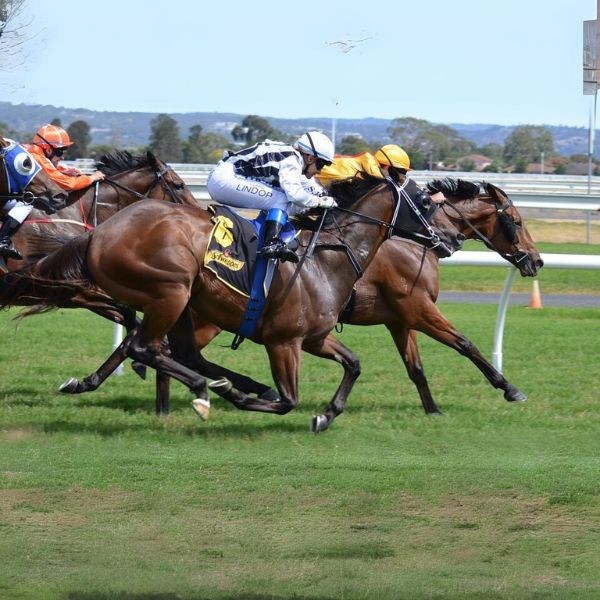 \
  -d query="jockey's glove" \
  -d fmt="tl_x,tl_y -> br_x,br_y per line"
315,196 -> 337,209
